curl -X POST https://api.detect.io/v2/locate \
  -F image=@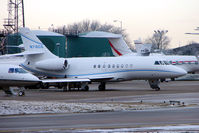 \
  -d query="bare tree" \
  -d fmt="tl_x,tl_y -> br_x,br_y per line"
51,20 -> 132,48
145,30 -> 170,51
